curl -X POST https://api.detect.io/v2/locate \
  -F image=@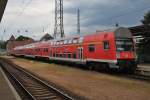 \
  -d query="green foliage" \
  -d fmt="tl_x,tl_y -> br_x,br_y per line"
16,35 -> 31,41
141,10 -> 150,25
137,10 -> 150,62
138,38 -> 150,55
0,41 -> 6,49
